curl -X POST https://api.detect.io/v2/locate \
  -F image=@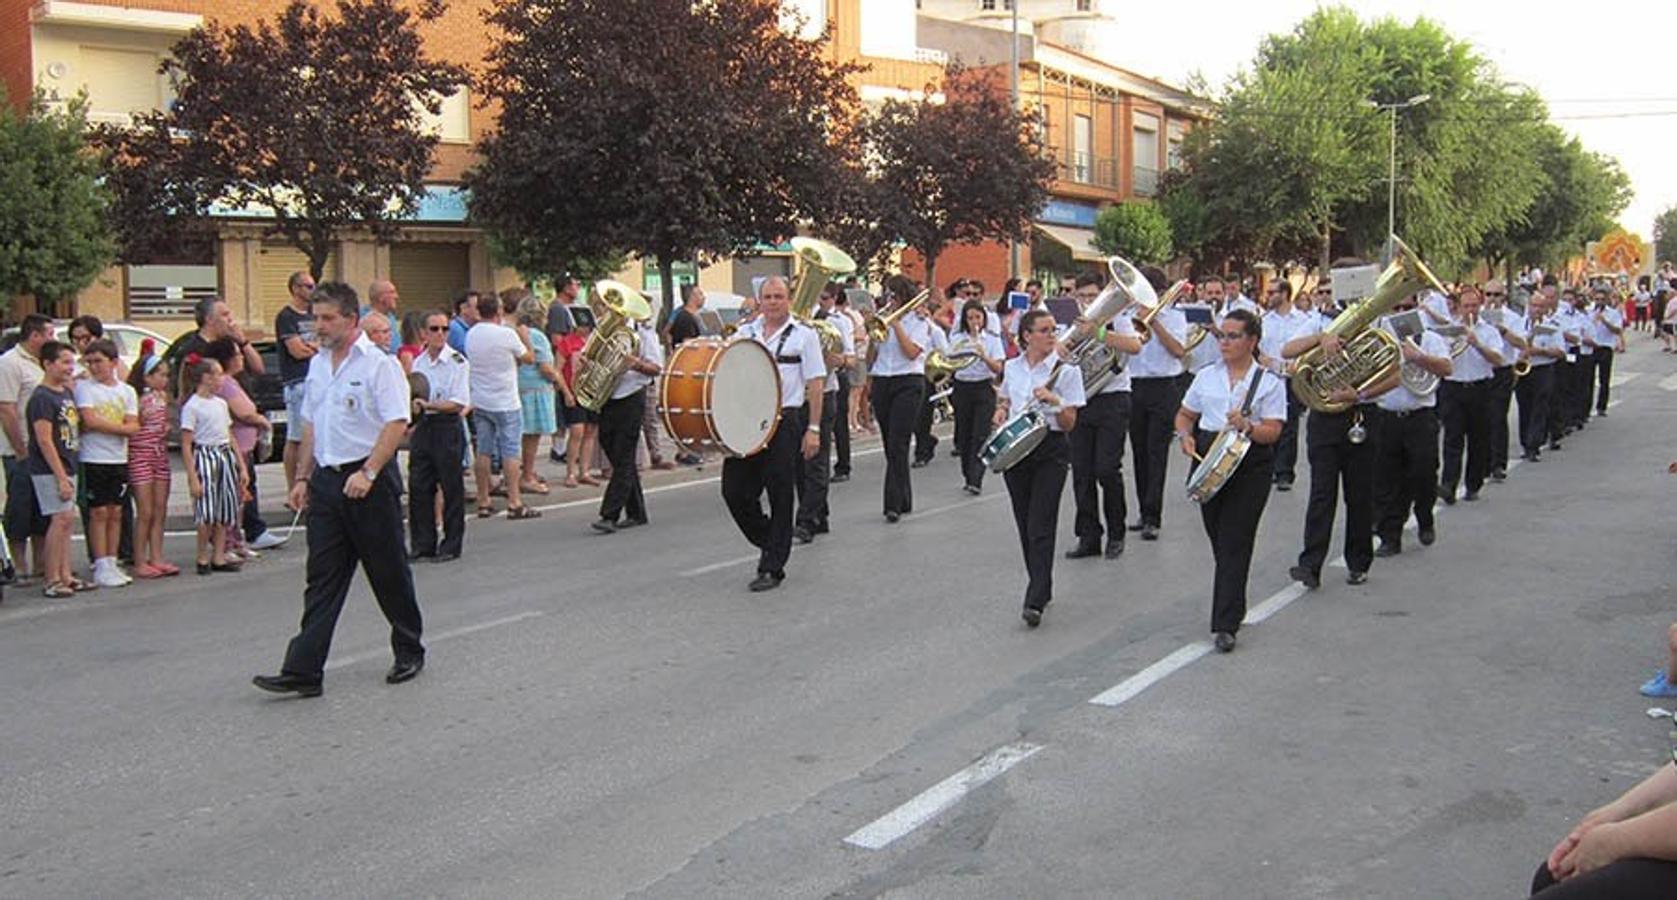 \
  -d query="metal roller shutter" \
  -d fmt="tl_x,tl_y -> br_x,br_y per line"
258,244 -> 334,332
388,243 -> 470,317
